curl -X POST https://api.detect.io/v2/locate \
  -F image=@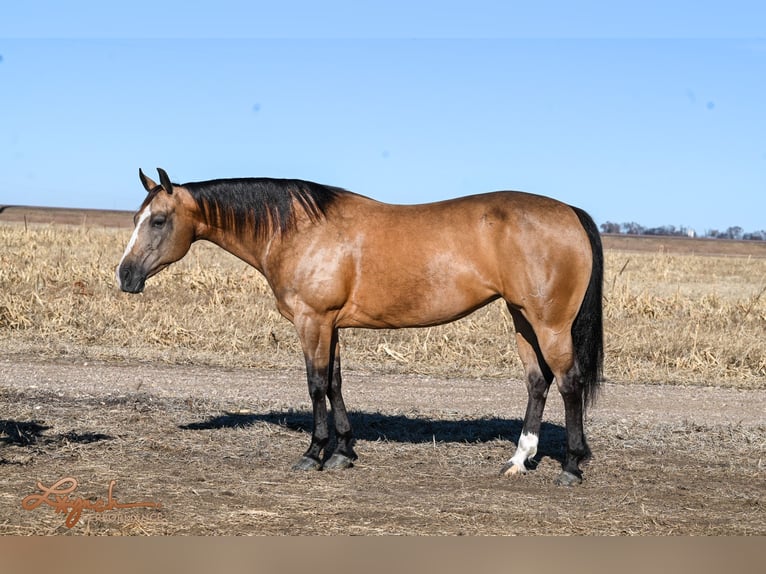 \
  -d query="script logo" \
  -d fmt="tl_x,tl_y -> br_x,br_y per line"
21,477 -> 162,528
